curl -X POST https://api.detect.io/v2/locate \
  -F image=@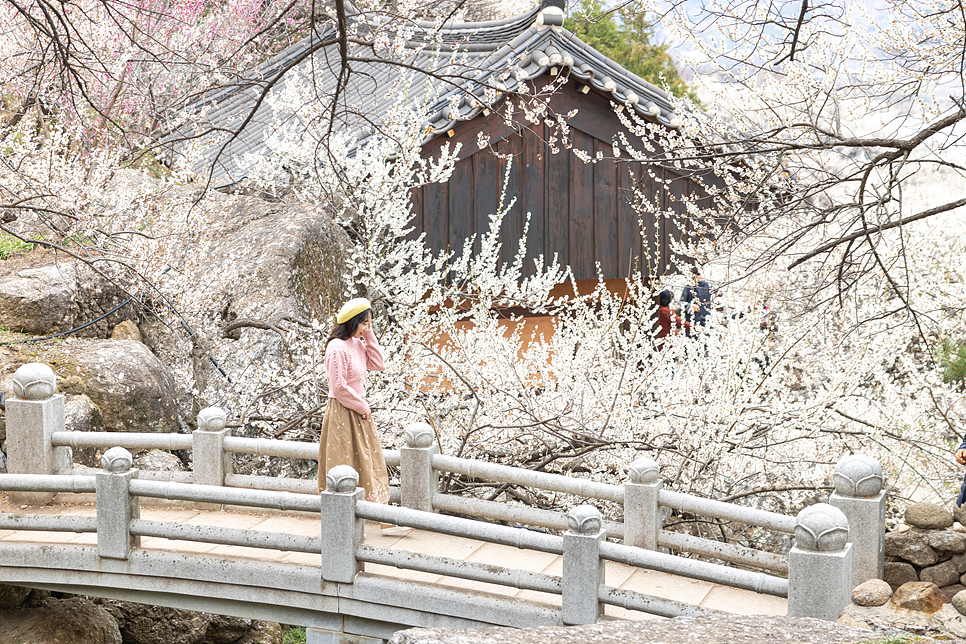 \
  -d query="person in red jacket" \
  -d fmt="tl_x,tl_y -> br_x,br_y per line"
656,290 -> 690,349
